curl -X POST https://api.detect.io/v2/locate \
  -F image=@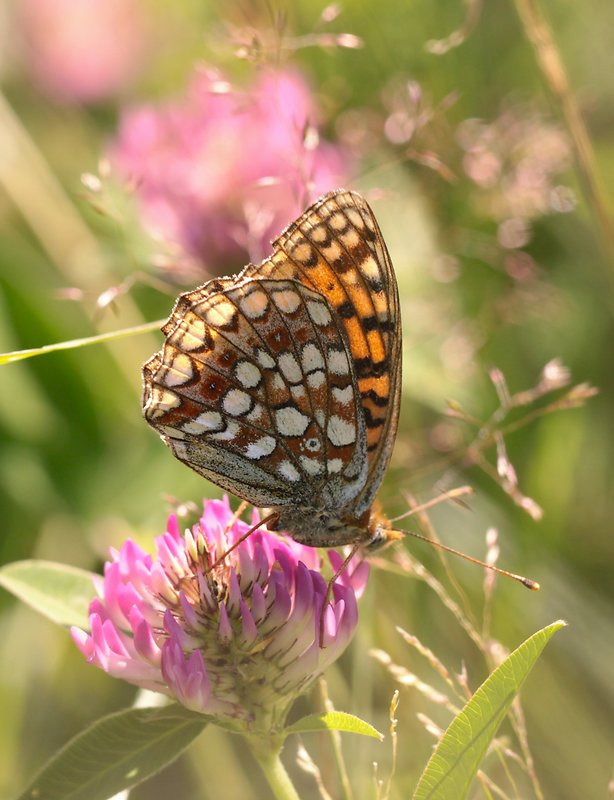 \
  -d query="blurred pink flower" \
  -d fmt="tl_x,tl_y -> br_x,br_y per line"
457,108 -> 574,232
110,67 -> 352,274
72,497 -> 368,725
18,0 -> 150,104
